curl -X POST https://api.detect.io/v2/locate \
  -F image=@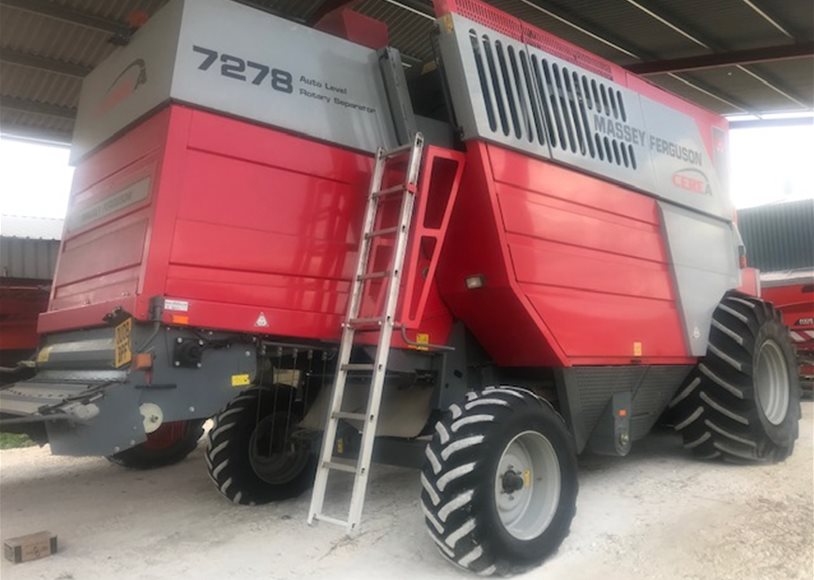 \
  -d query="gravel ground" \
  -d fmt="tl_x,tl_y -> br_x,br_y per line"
1,402 -> 811,580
